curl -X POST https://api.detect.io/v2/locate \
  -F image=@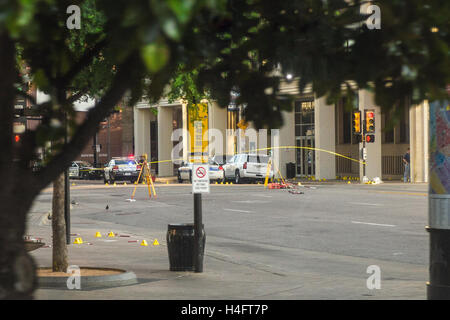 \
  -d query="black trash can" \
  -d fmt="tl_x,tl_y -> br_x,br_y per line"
286,162 -> 296,179
167,223 -> 205,271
